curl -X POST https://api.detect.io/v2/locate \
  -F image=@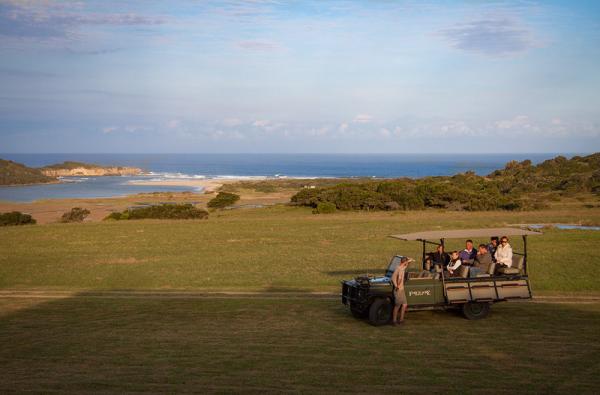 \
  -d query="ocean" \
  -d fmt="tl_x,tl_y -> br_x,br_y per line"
0,153 -> 566,202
